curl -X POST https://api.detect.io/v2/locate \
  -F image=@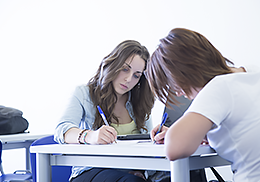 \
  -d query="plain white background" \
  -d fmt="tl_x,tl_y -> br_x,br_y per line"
1,1 -> 260,181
